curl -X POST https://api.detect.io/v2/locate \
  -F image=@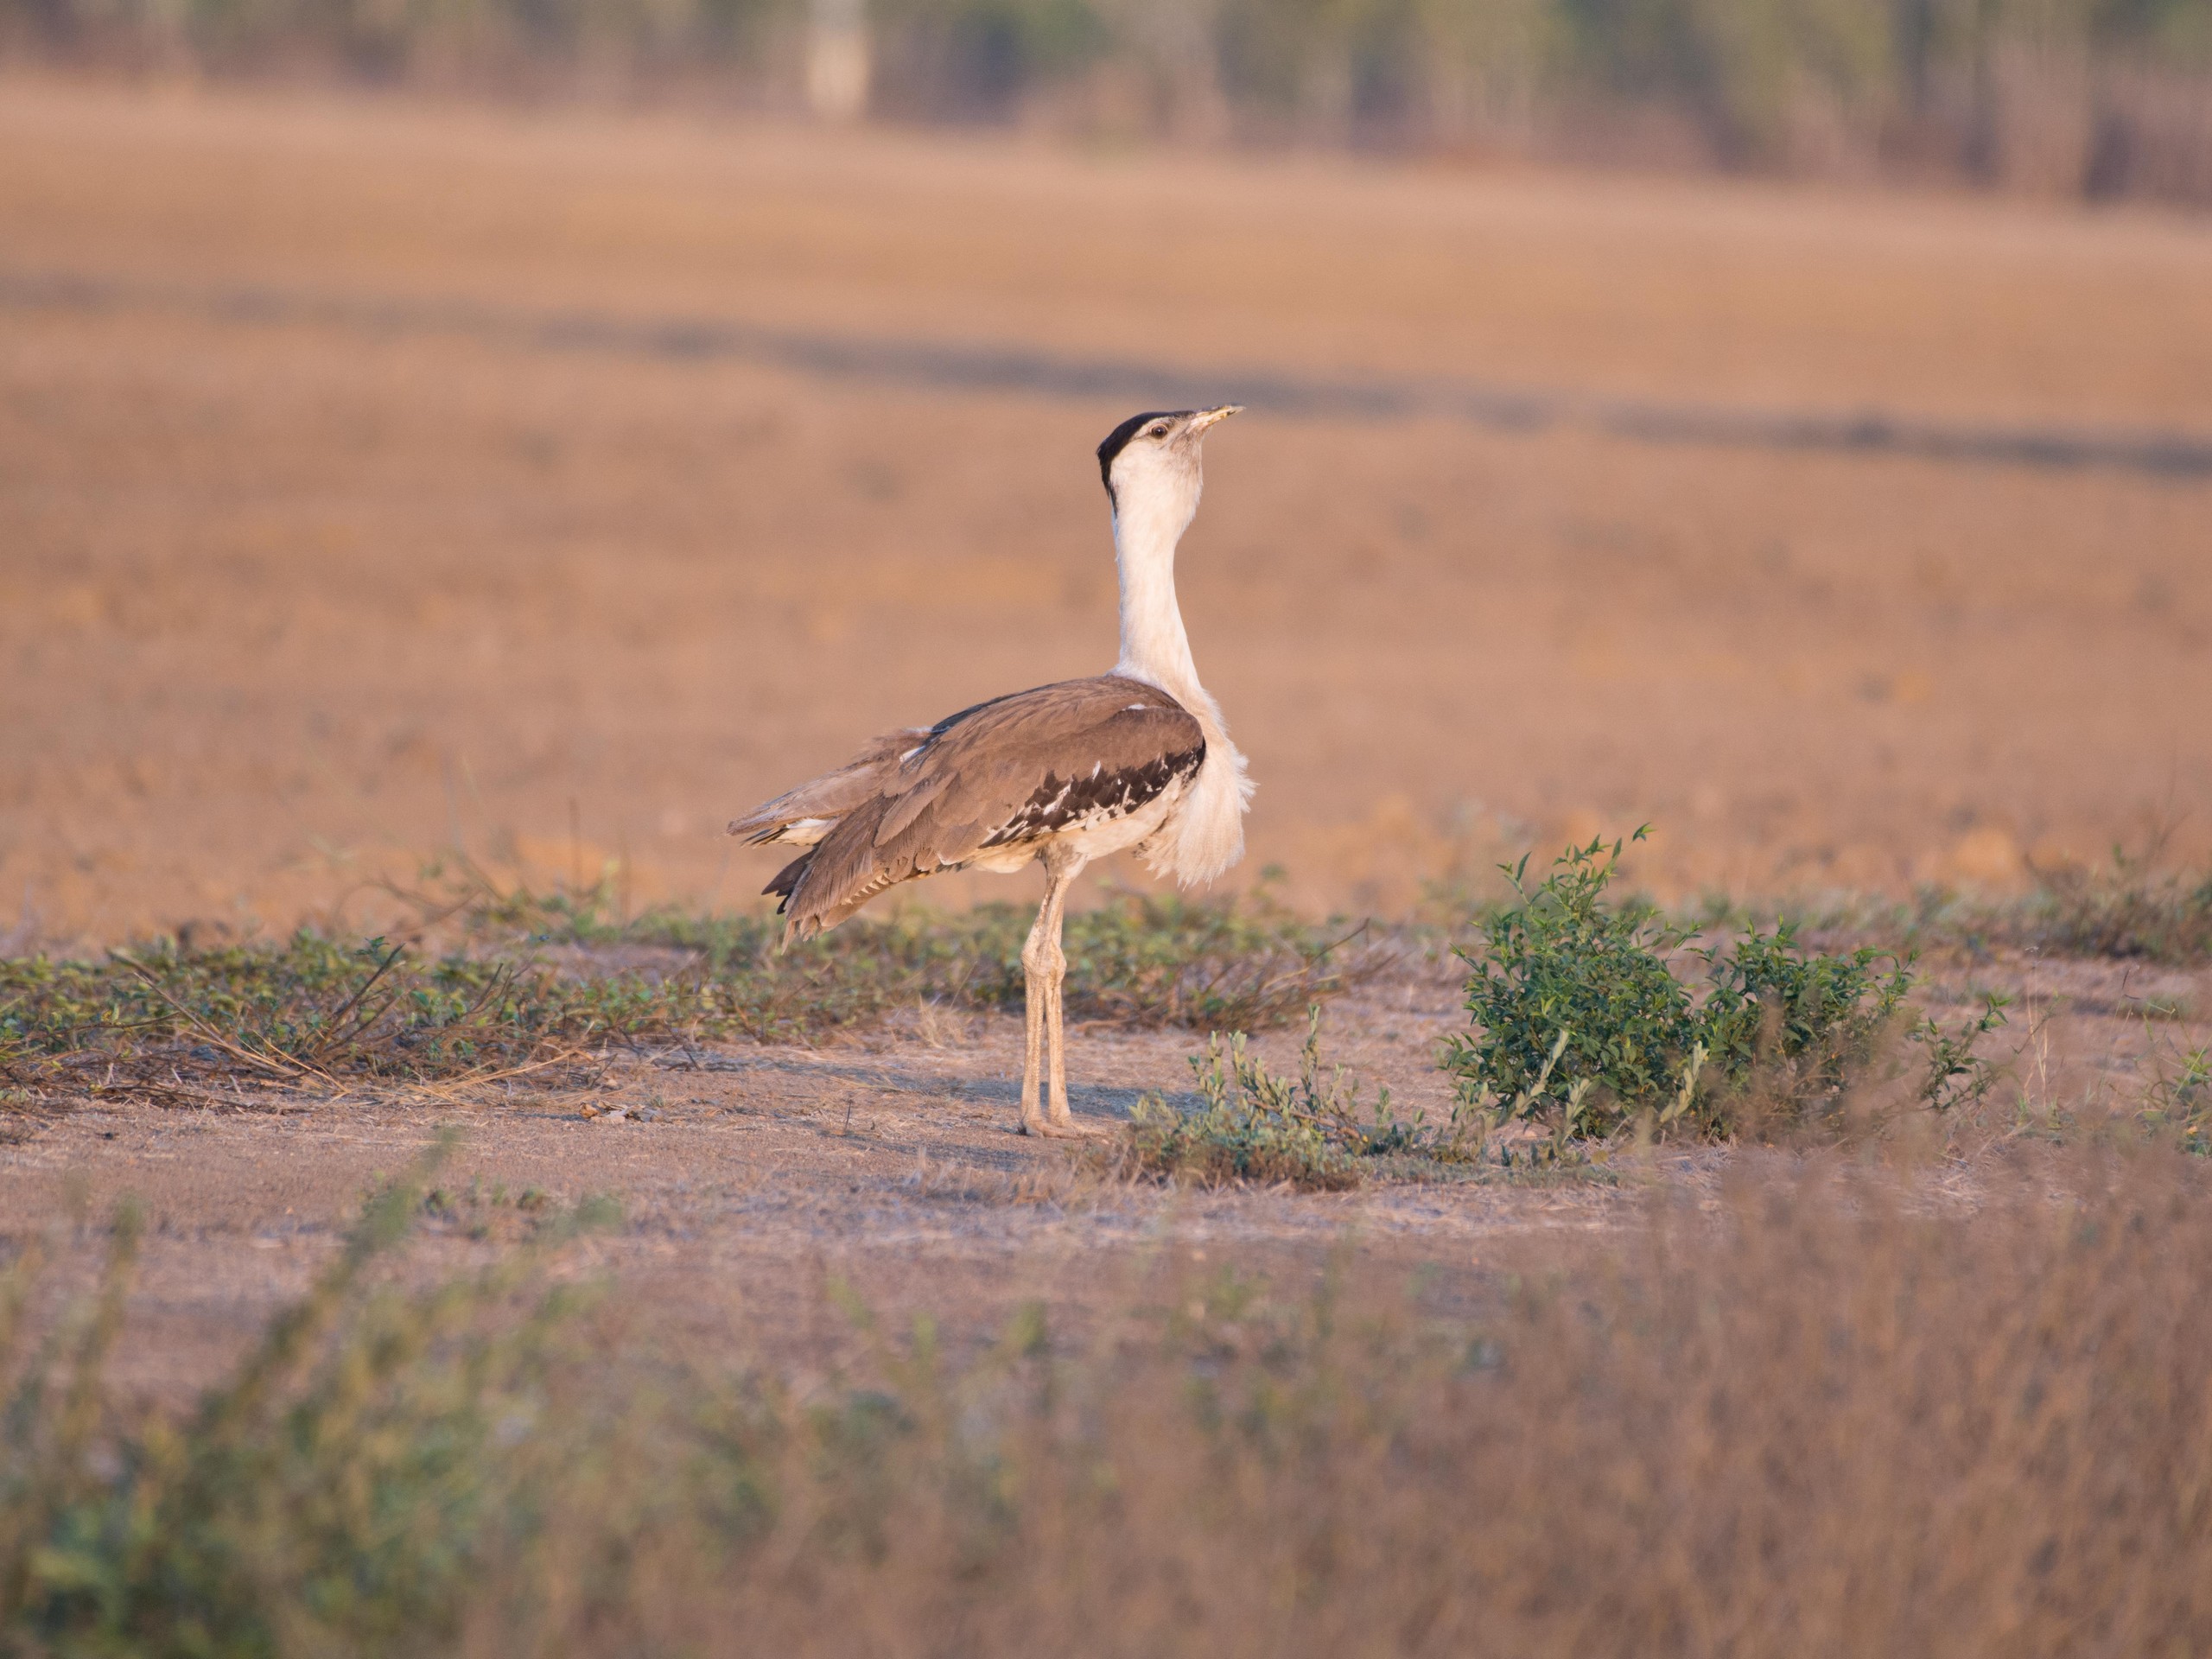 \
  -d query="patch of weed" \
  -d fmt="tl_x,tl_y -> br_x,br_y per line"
0,931 -> 722,1098
1766,846 -> 2212,966
1111,1014 -> 1372,1191
1906,990 -> 2014,1114
2138,1037 -> 2212,1154
2006,848 -> 2212,963
1108,1007 -> 1501,1190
